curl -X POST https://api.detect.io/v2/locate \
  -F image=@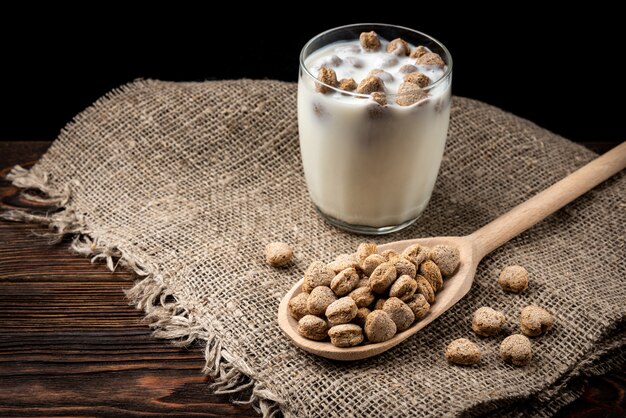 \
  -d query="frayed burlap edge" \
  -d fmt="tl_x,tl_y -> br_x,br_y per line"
1,165 -> 283,418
